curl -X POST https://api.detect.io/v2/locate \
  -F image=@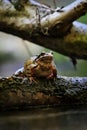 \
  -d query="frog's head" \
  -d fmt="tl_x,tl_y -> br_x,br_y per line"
35,51 -> 53,64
